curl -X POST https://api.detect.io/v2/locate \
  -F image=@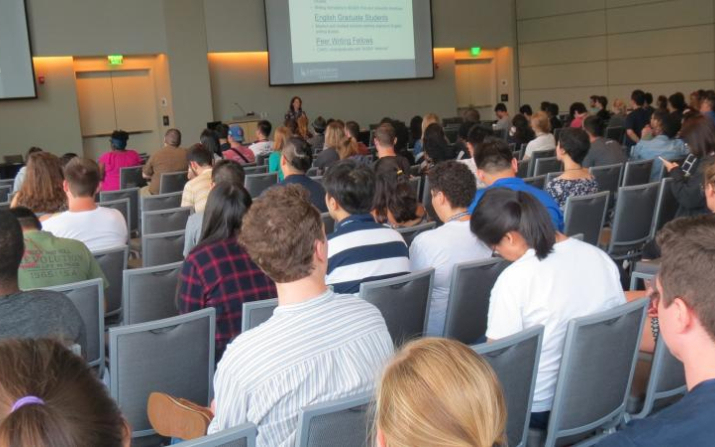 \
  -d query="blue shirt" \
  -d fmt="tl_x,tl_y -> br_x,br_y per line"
280,174 -> 328,213
631,135 -> 687,181
597,379 -> 715,447
468,177 -> 564,232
